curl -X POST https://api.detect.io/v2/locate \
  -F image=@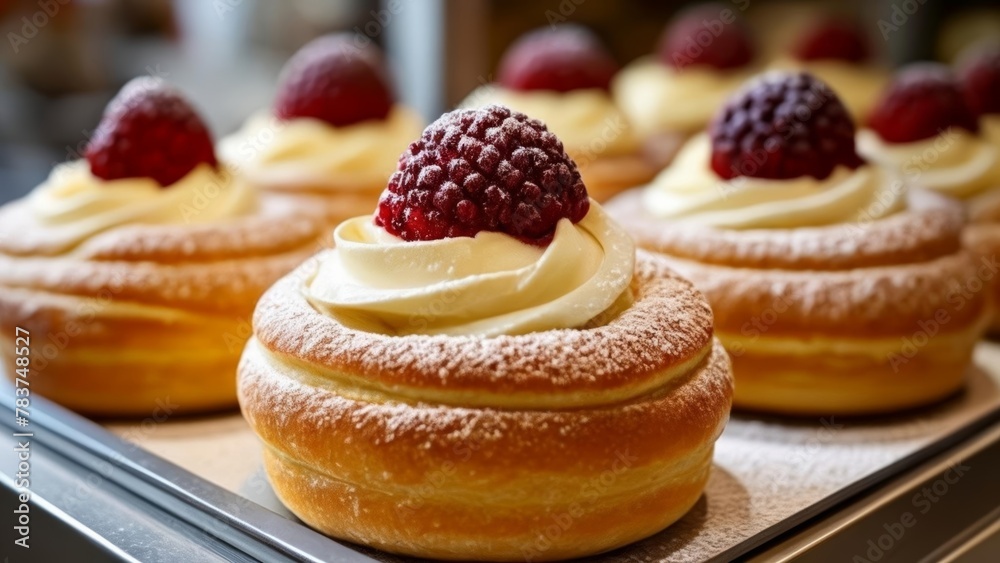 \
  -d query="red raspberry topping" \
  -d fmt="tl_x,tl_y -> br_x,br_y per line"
85,77 -> 217,188
274,34 -> 393,127
956,43 -> 1000,116
497,25 -> 618,92
709,71 -> 863,180
375,105 -> 590,246
657,3 -> 754,71
792,19 -> 870,63
868,64 -> 979,143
